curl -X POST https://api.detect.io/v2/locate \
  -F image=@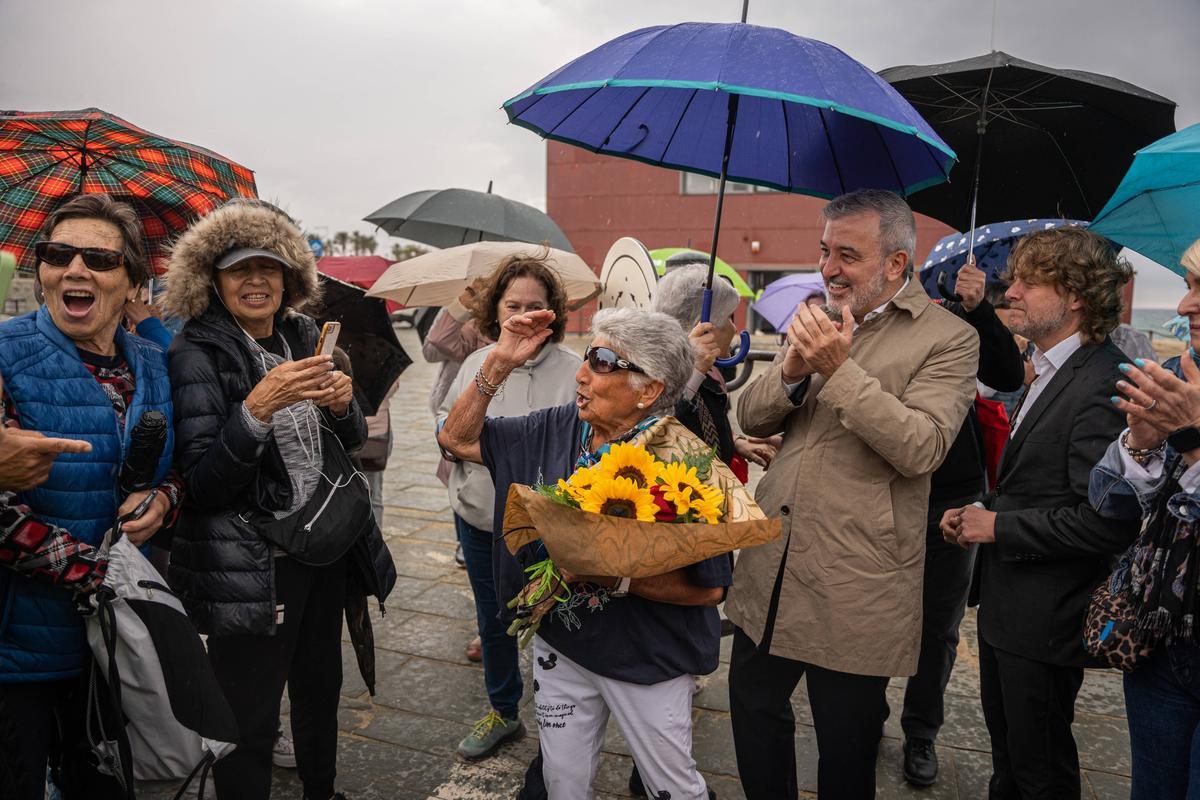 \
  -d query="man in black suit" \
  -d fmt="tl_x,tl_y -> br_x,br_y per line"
940,227 -> 1140,799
